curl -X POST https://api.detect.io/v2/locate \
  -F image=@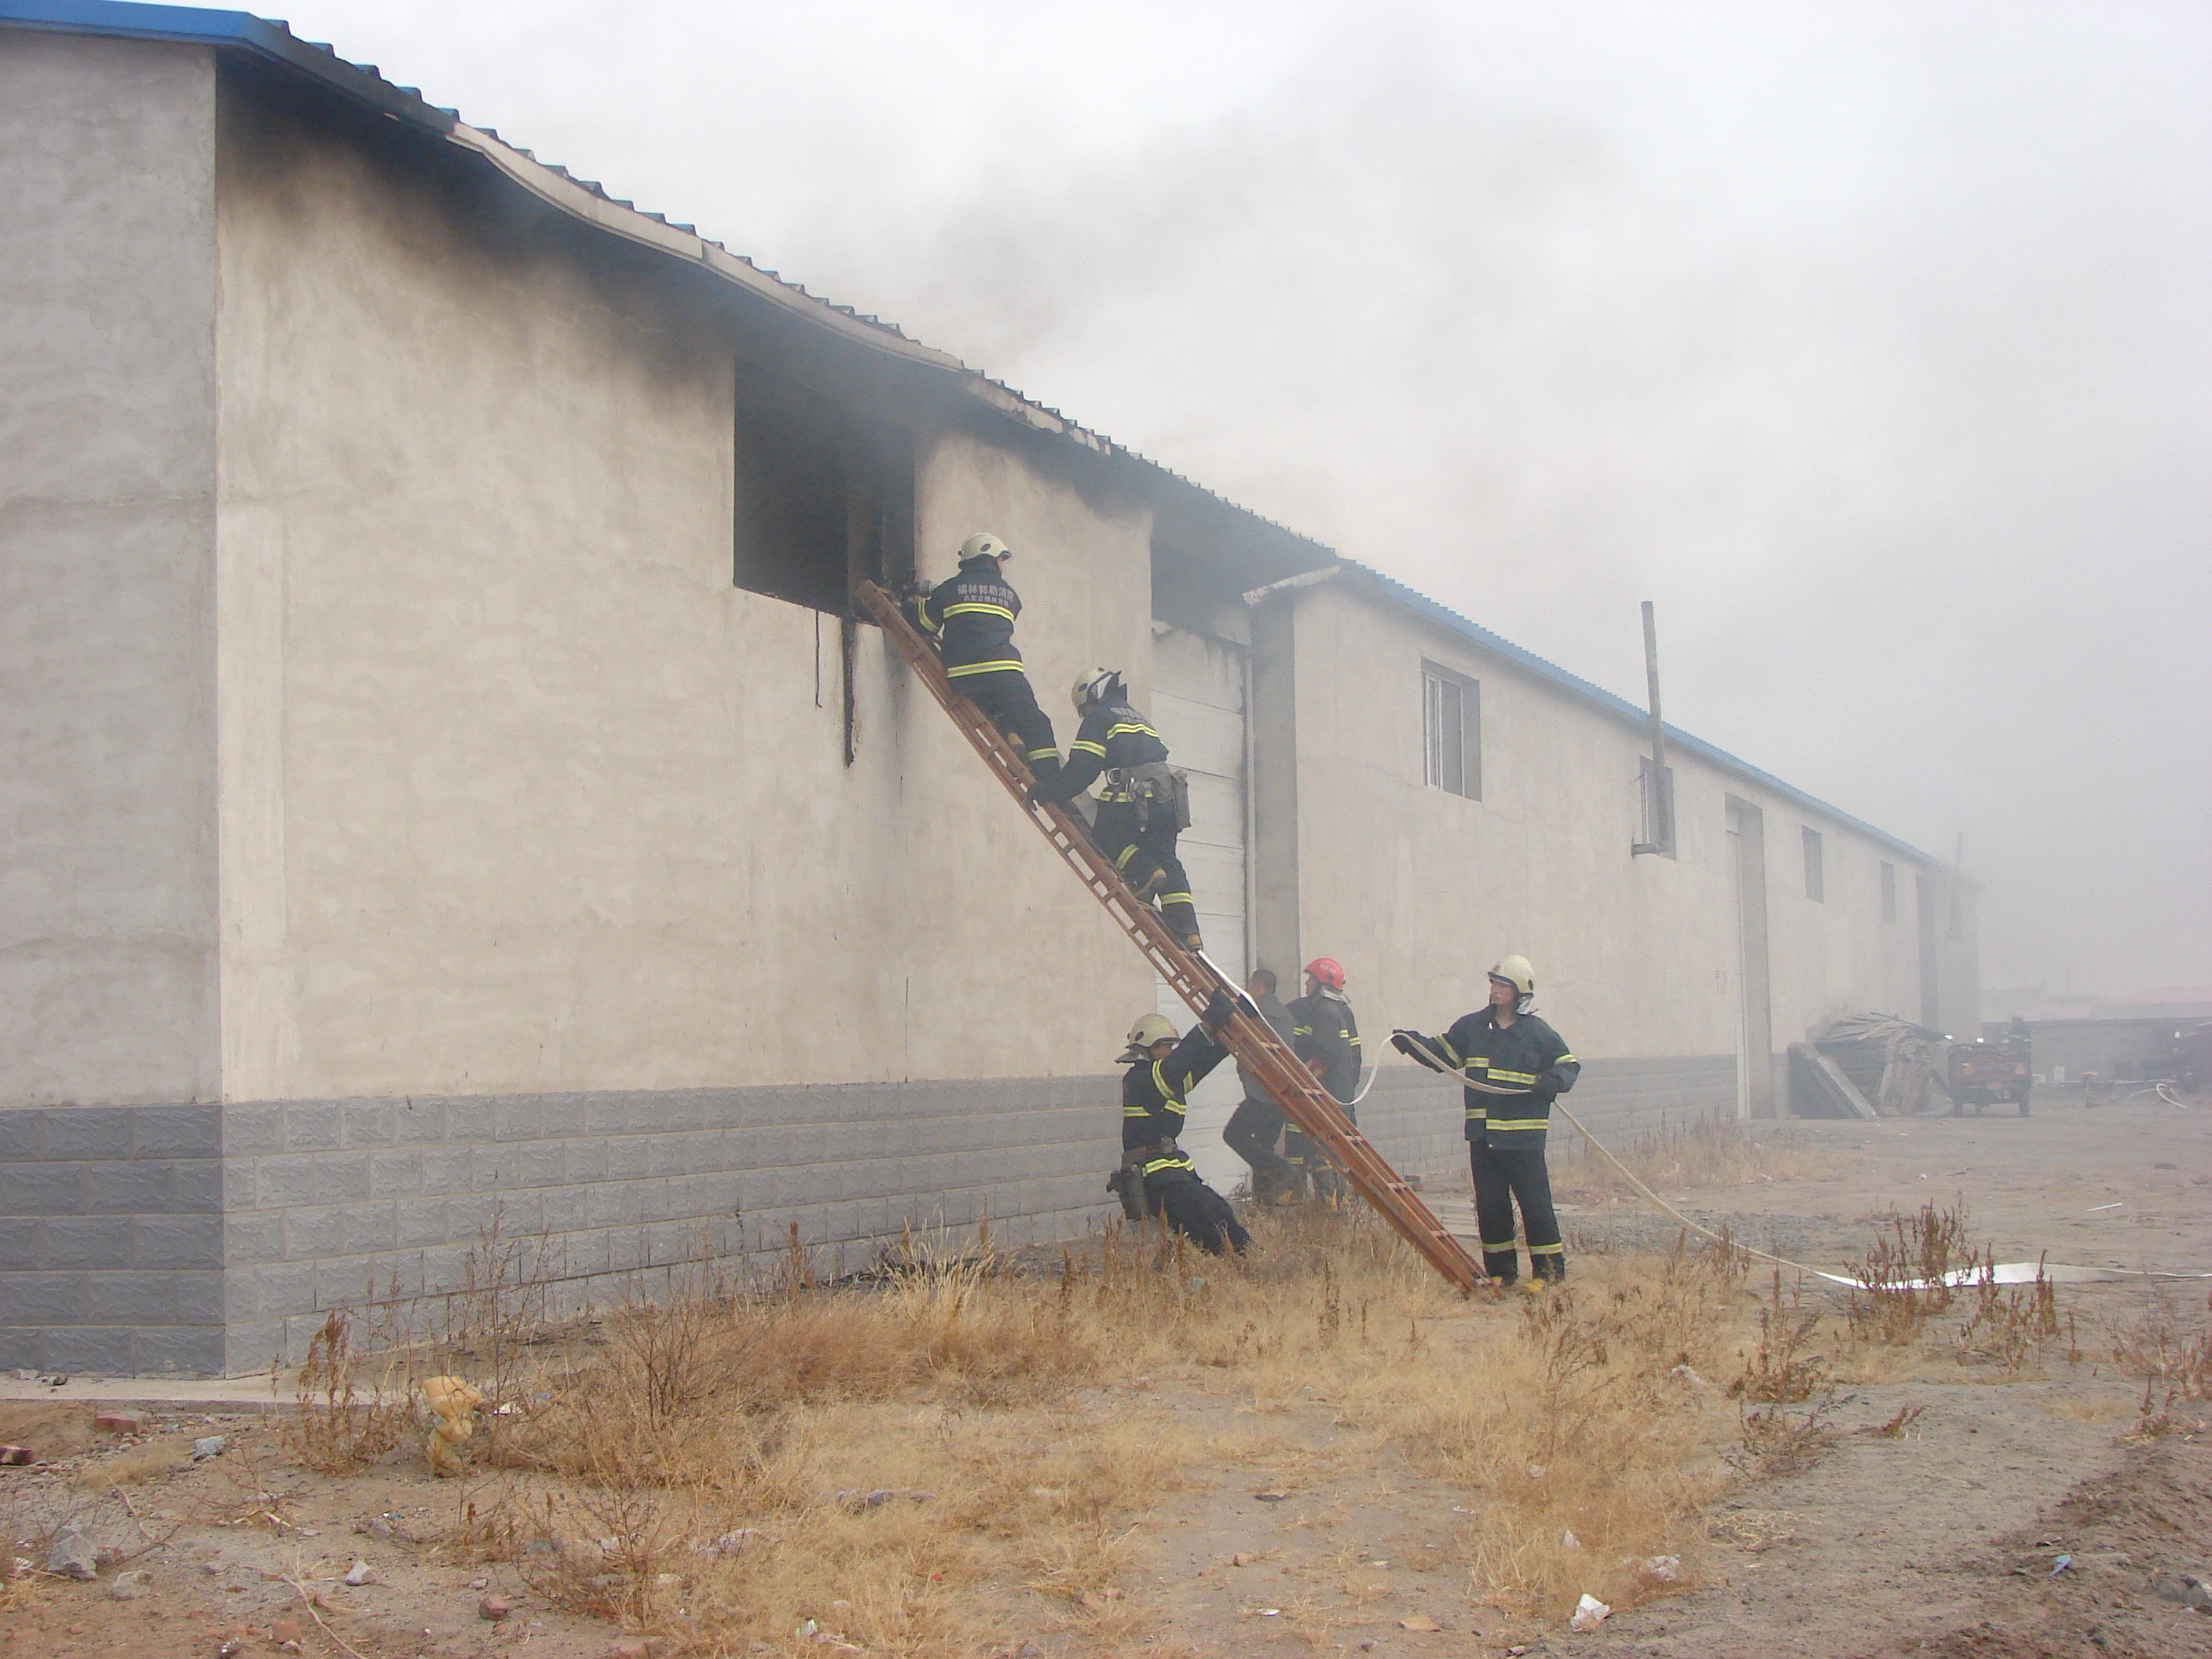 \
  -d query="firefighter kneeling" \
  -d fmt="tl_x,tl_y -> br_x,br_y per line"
1110,994 -> 1252,1257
